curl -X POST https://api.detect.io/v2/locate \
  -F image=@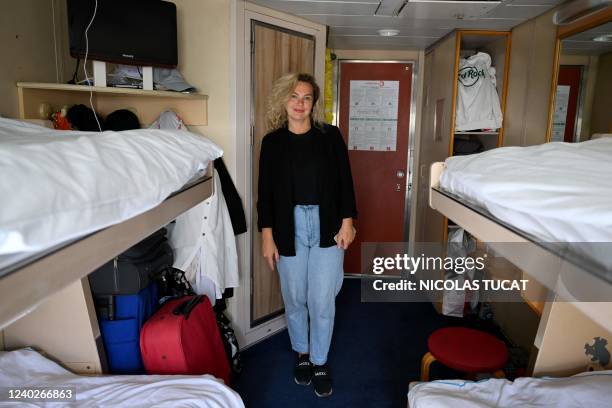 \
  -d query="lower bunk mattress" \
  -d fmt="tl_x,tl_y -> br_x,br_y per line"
408,371 -> 612,408
0,348 -> 244,407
